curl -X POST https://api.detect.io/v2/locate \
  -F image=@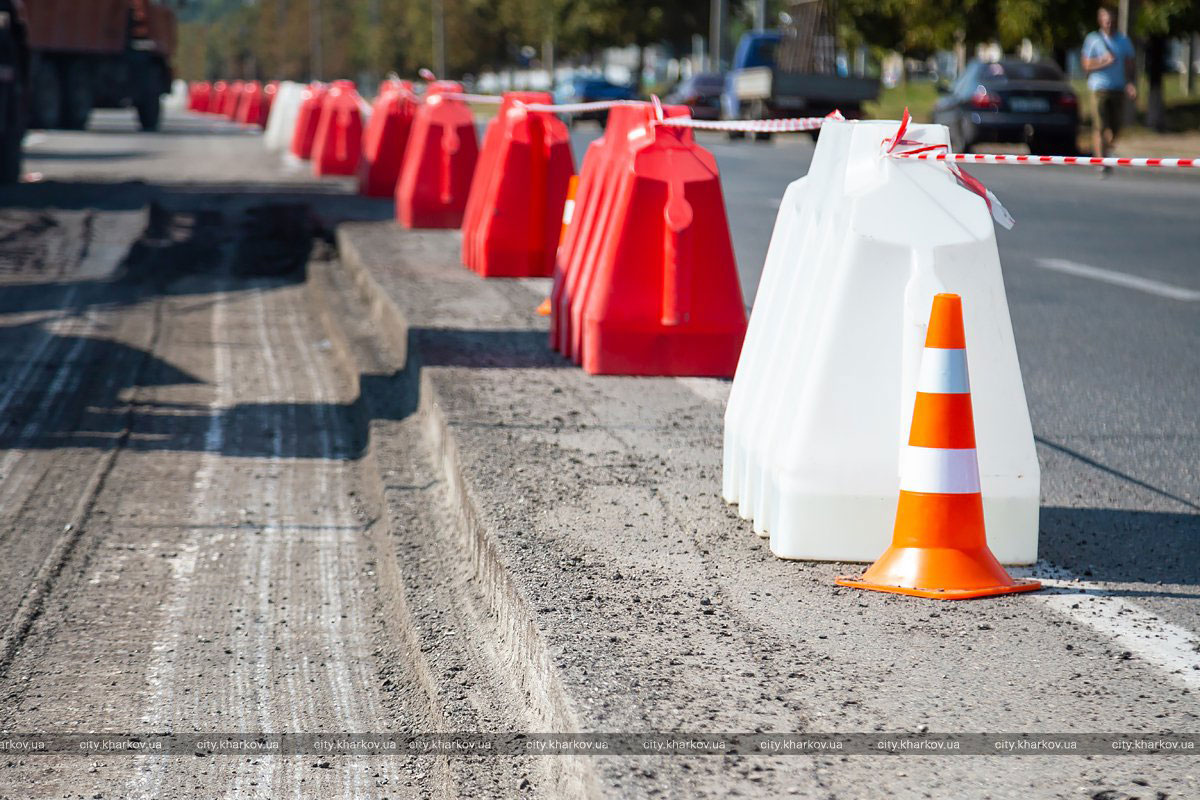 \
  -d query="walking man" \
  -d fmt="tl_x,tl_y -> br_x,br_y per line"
1081,4 -> 1136,173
